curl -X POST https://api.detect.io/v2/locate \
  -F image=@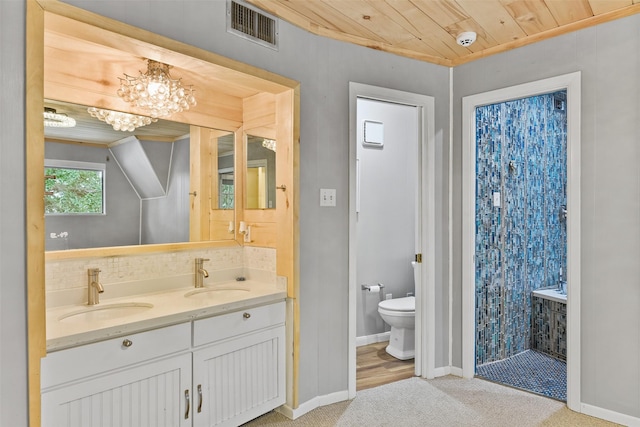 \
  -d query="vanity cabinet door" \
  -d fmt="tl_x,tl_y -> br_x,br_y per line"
192,326 -> 285,427
41,353 -> 192,427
